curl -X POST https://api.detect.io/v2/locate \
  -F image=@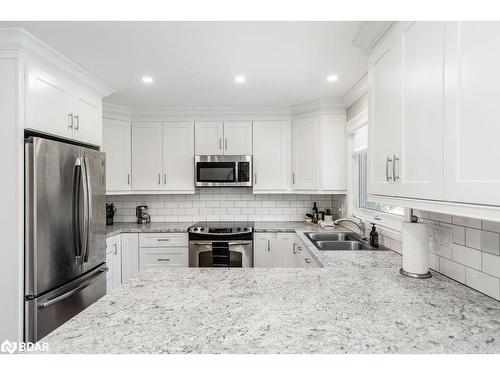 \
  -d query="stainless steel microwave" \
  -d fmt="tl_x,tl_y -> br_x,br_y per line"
195,155 -> 252,187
